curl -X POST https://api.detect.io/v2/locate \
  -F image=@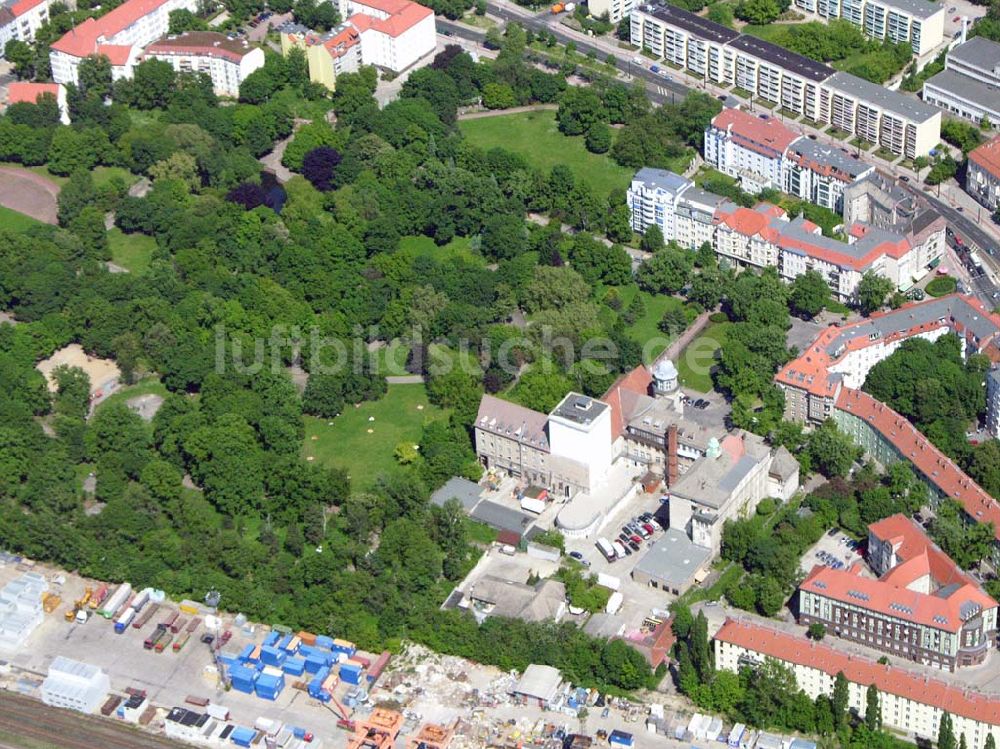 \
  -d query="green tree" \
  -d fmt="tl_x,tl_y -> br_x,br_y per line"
481,82 -> 517,109
4,40 -> 35,79
556,87 -> 607,136
985,733 -> 996,749
585,122 -> 612,154
832,671 -> 849,730
857,272 -> 895,315
789,270 -> 831,318
169,8 -> 208,33
640,224 -> 664,252
636,244 -> 692,294
807,622 -> 826,640
938,712 -> 956,749
77,54 -> 113,100
52,365 -> 91,420
807,420 -> 859,478
865,684 -> 882,731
